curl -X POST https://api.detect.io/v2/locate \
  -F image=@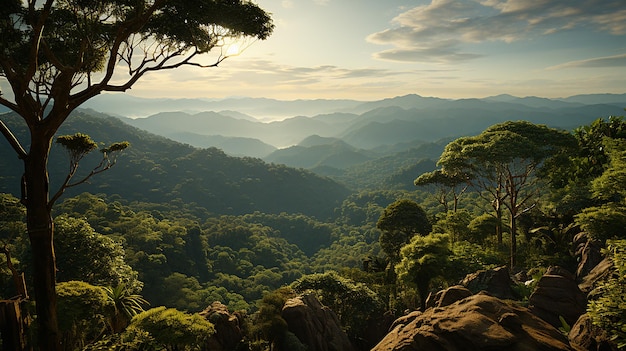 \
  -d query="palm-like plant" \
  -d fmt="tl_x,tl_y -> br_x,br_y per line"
104,284 -> 149,333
